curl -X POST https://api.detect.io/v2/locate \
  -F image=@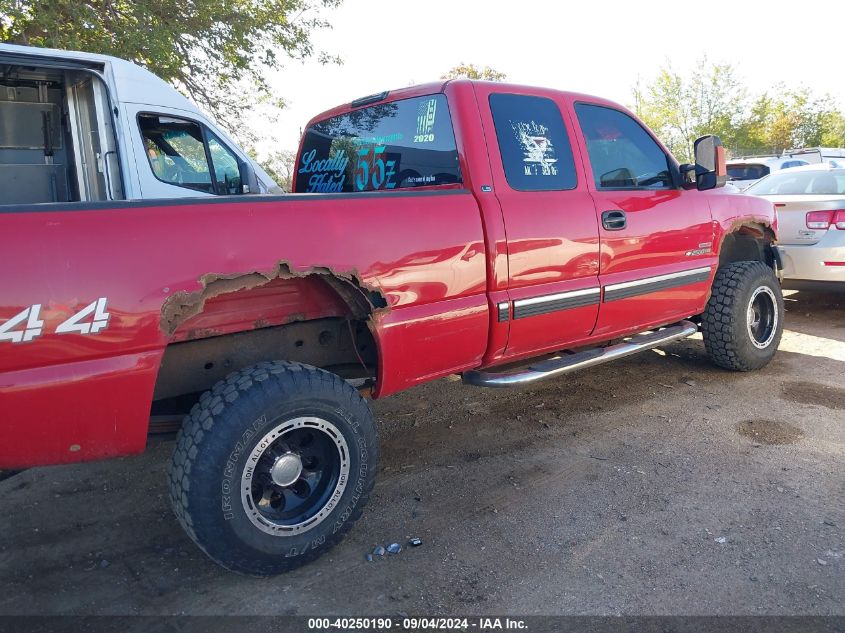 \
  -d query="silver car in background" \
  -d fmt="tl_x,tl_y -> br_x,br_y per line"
744,164 -> 845,285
